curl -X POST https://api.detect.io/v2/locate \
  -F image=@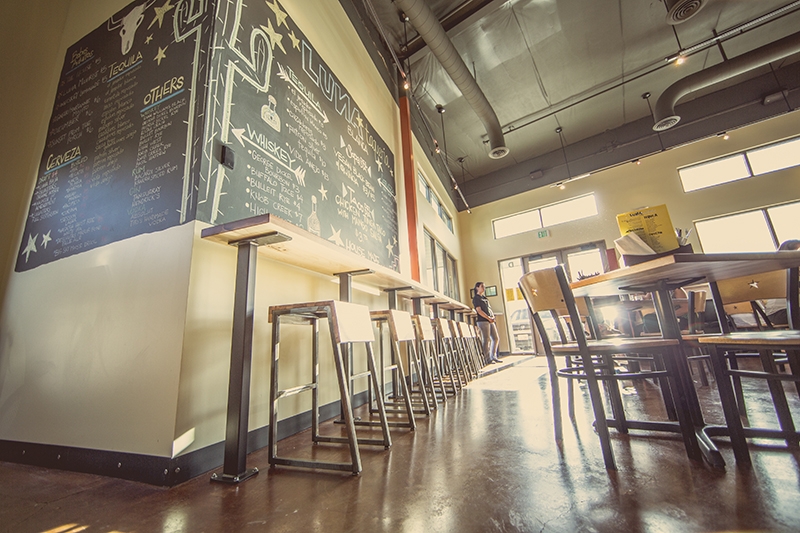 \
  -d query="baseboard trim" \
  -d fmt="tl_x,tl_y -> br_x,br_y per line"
0,391 -> 369,486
